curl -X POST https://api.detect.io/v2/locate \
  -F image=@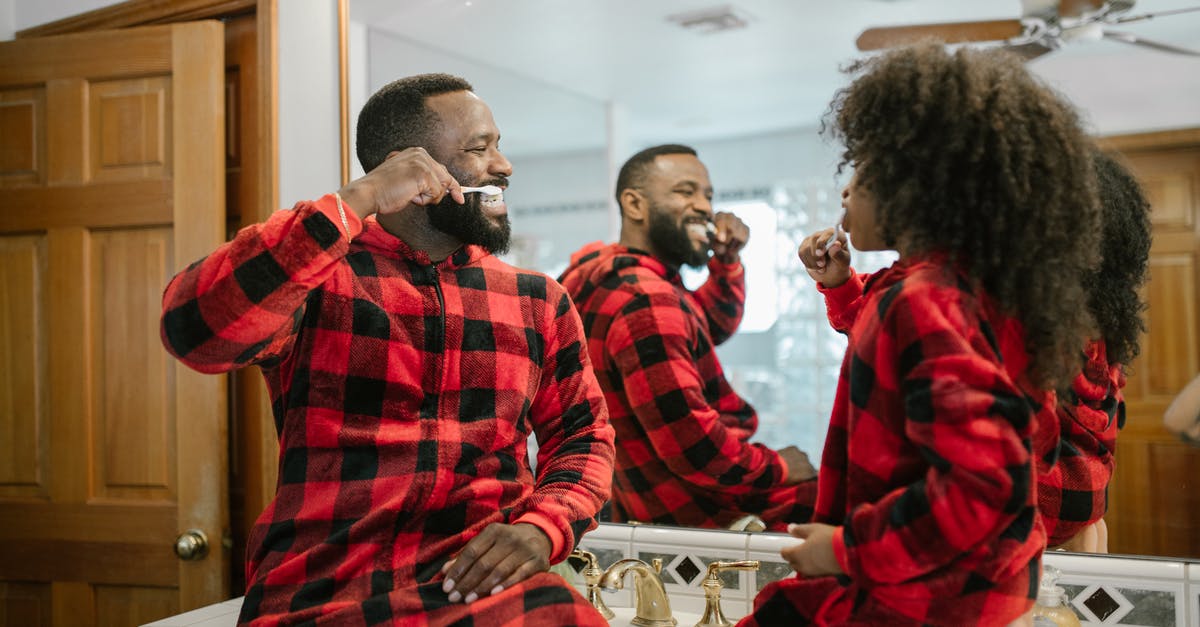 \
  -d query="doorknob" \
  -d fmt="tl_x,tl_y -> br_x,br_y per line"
174,529 -> 209,561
